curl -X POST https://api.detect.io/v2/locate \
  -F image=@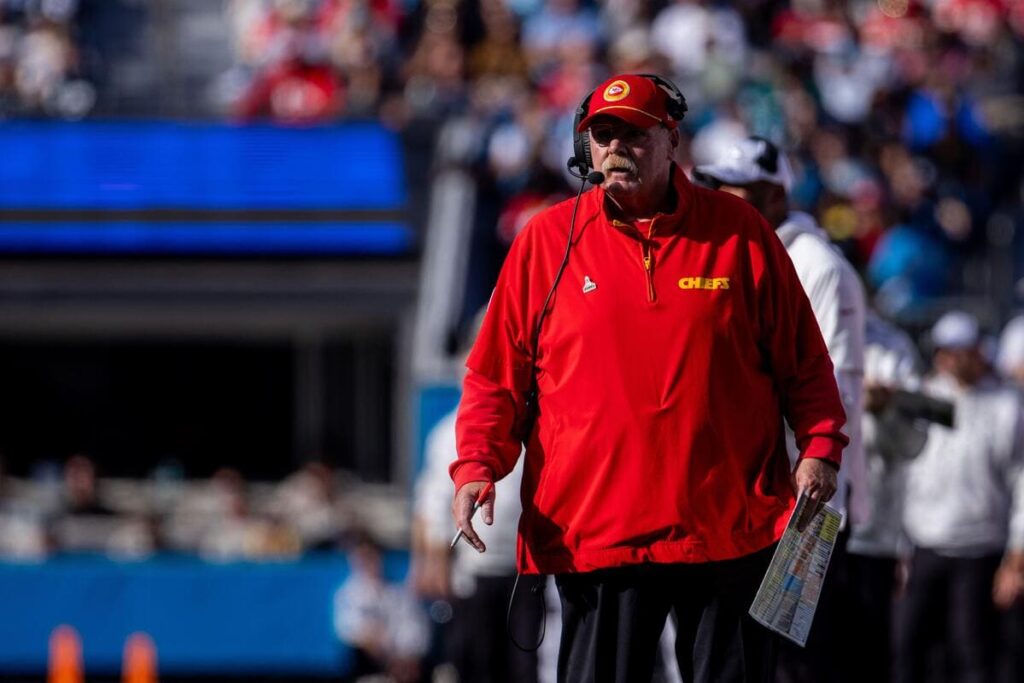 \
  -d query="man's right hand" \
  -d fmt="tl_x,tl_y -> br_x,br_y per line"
452,481 -> 495,553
